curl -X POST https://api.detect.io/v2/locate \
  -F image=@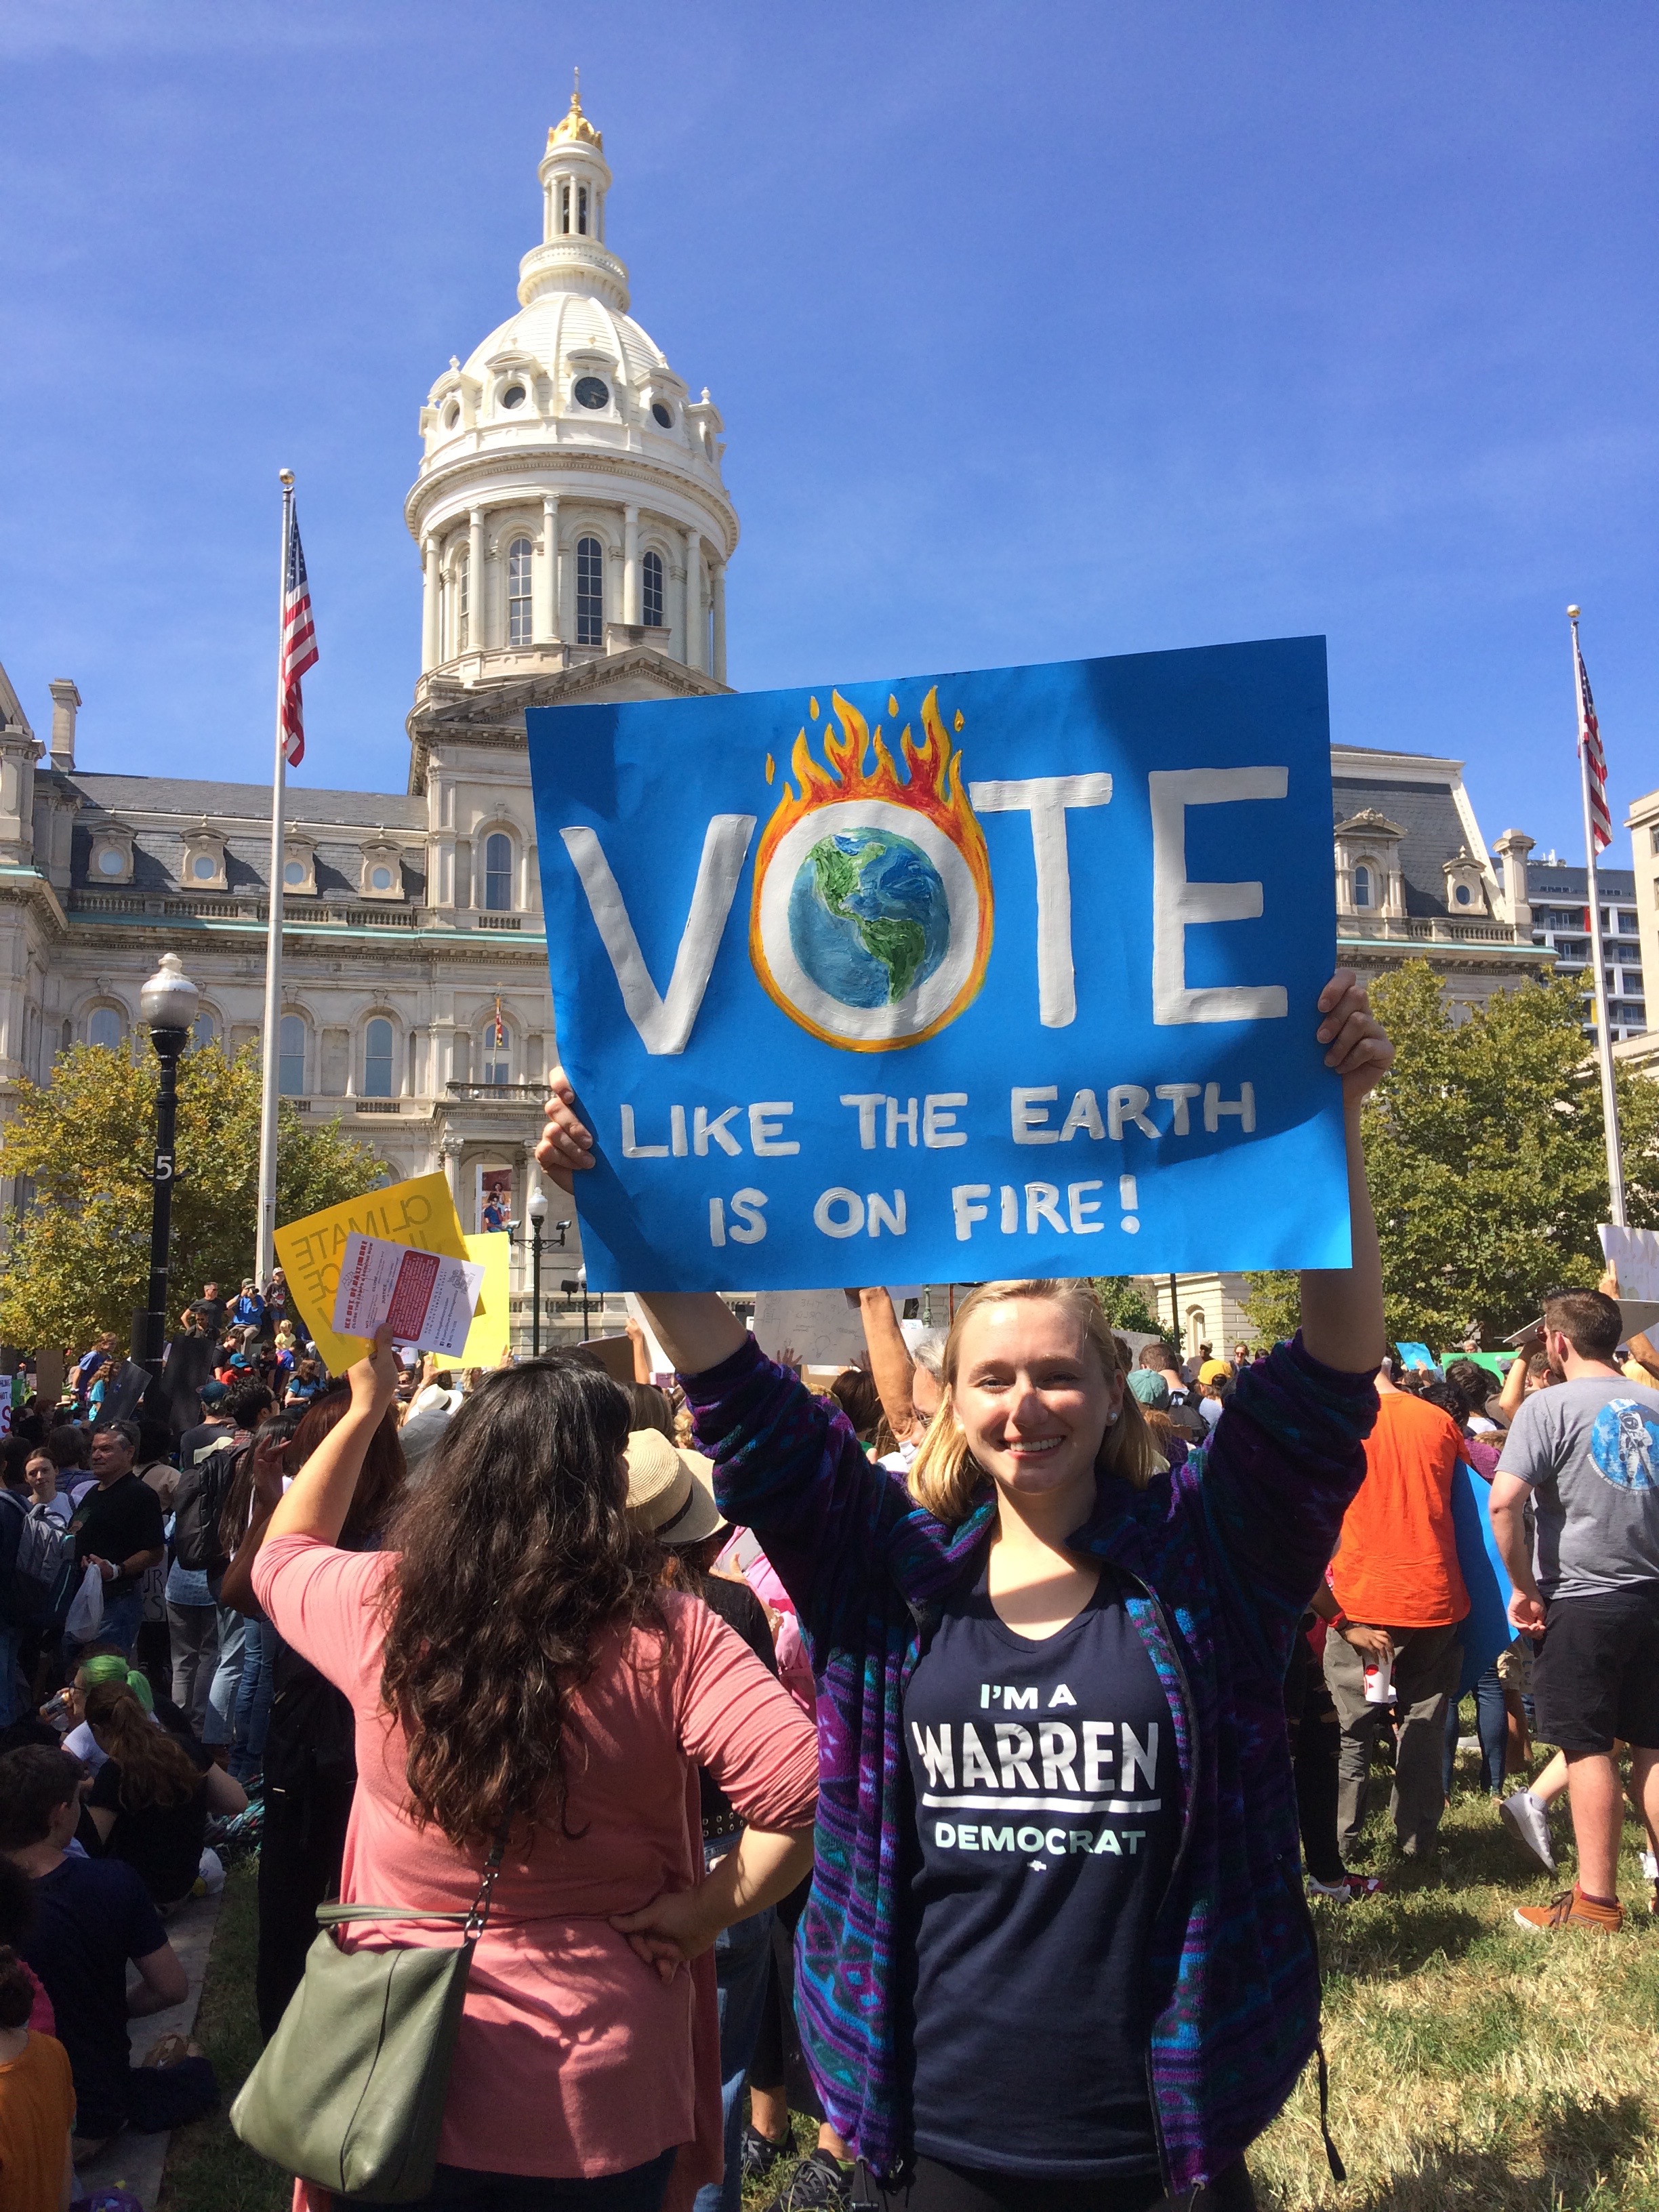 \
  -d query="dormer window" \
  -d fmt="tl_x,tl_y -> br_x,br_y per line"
1353,865 -> 1371,909
443,401 -> 460,430
651,401 -> 672,428
89,821 -> 135,883
182,824 -> 228,892
360,837 -> 405,901
1454,882 -> 1473,906
281,840 -> 317,897
500,384 -> 527,410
